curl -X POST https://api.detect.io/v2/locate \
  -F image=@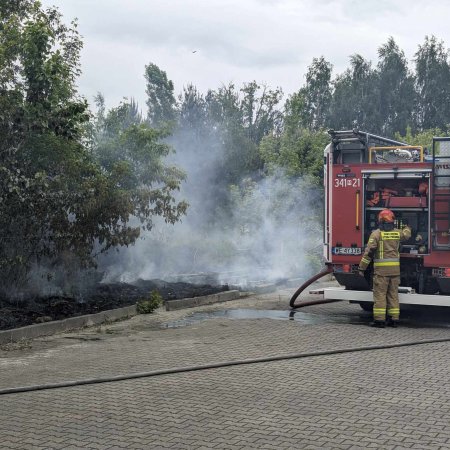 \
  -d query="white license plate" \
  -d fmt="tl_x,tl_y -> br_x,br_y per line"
332,247 -> 362,255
